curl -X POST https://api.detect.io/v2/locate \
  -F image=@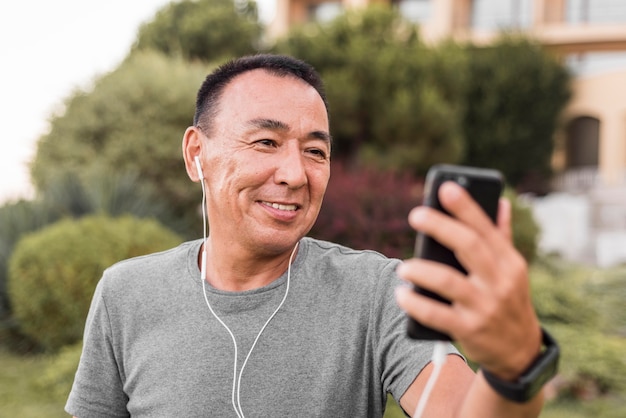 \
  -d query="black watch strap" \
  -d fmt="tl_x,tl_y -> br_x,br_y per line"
482,327 -> 560,403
